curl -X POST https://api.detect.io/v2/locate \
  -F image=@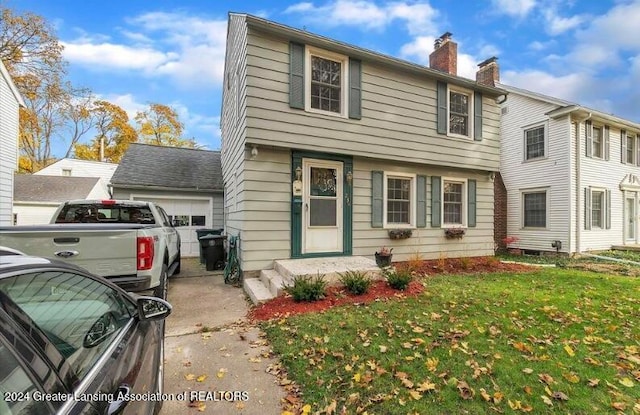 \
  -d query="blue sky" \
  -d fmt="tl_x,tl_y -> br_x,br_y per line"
9,0 -> 640,155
